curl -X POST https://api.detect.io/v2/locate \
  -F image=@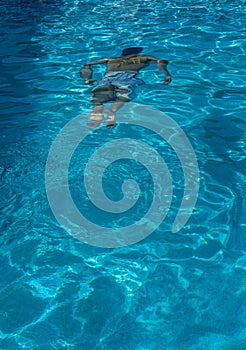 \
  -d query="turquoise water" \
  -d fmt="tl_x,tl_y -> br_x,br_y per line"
1,0 -> 246,348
